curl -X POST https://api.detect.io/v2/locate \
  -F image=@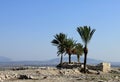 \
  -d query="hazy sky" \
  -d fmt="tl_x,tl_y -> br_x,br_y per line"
0,0 -> 120,62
